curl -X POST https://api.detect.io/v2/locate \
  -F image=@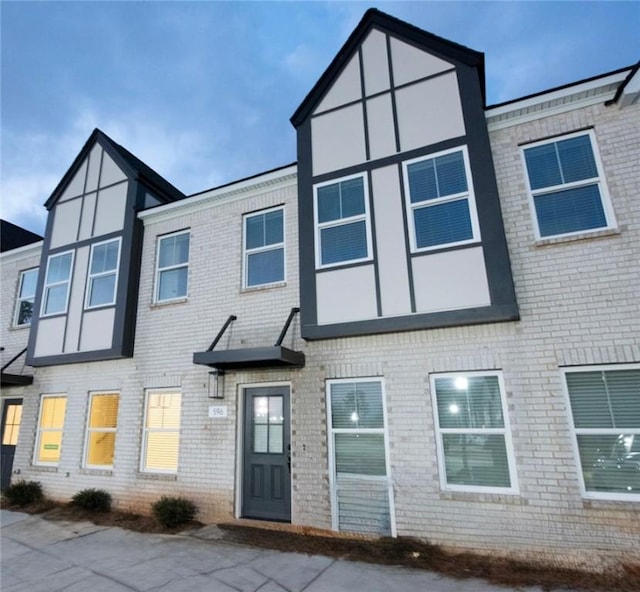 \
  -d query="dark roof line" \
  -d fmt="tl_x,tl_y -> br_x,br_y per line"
605,60 -> 640,106
487,64 -> 635,110
0,220 -> 43,253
